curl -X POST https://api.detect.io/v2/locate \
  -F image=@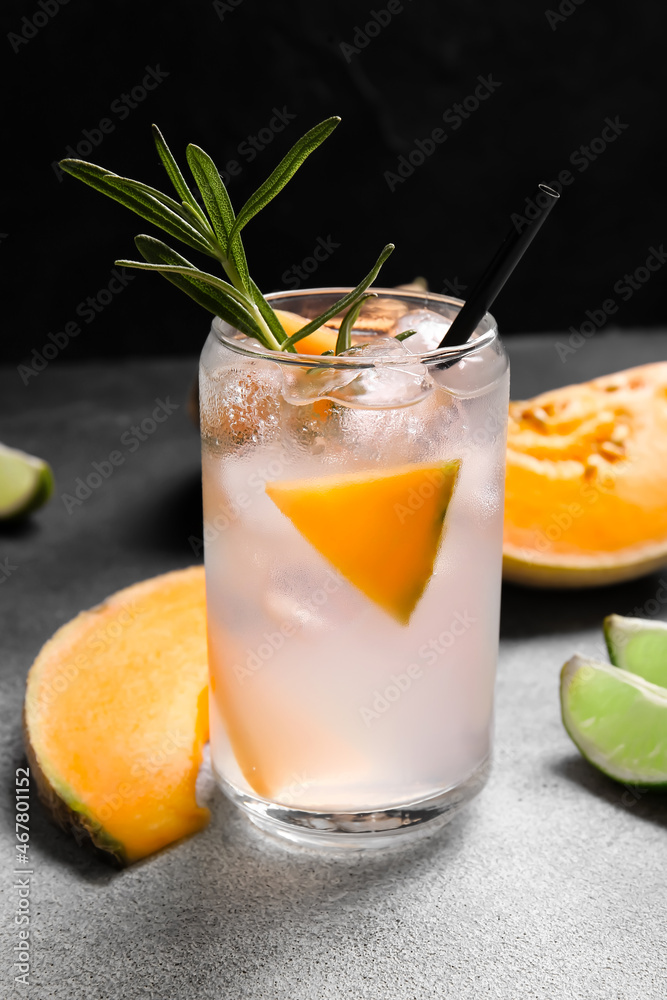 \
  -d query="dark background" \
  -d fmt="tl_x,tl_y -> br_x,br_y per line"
4,0 -> 667,364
